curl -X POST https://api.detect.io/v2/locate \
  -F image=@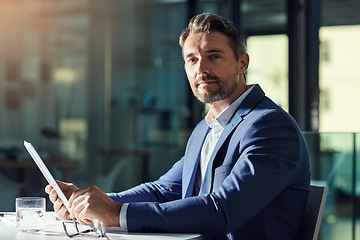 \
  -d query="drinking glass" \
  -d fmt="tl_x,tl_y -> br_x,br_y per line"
16,197 -> 46,232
